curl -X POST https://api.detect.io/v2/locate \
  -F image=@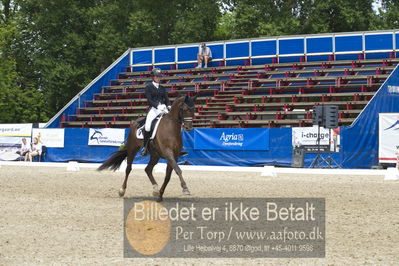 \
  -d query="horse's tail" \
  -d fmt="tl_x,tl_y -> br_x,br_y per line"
97,149 -> 128,171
